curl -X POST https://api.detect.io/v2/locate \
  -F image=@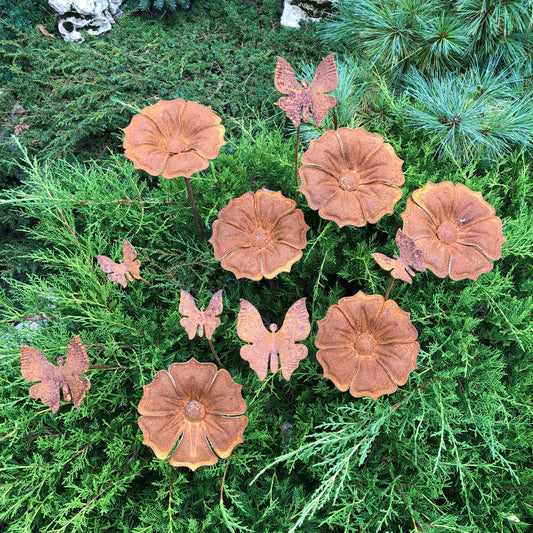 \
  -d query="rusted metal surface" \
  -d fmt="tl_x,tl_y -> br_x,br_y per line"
299,127 -> 405,227
179,290 -> 223,341
209,189 -> 309,281
138,358 -> 248,470
372,229 -> 425,284
274,54 -> 338,128
401,181 -> 505,281
96,239 -> 141,288
123,98 -> 226,179
237,298 -> 310,381
20,335 -> 91,413
315,292 -> 419,400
